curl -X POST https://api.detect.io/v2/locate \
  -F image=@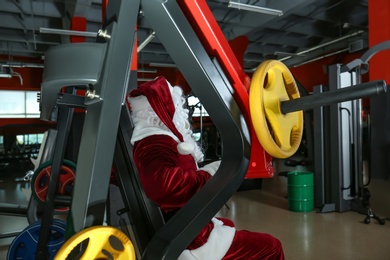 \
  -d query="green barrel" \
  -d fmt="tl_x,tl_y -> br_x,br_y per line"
287,171 -> 314,212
